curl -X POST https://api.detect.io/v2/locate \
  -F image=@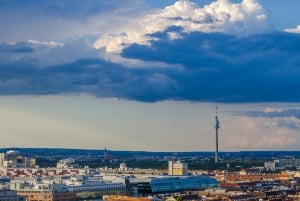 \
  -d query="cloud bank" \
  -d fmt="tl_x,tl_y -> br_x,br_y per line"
122,31 -> 300,102
224,116 -> 298,150
243,107 -> 300,130
225,106 -> 300,150
0,0 -> 299,103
